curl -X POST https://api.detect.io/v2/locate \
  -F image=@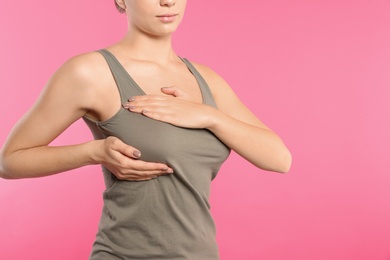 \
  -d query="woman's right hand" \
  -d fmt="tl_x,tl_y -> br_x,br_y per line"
0,53 -> 174,180
96,136 -> 173,181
